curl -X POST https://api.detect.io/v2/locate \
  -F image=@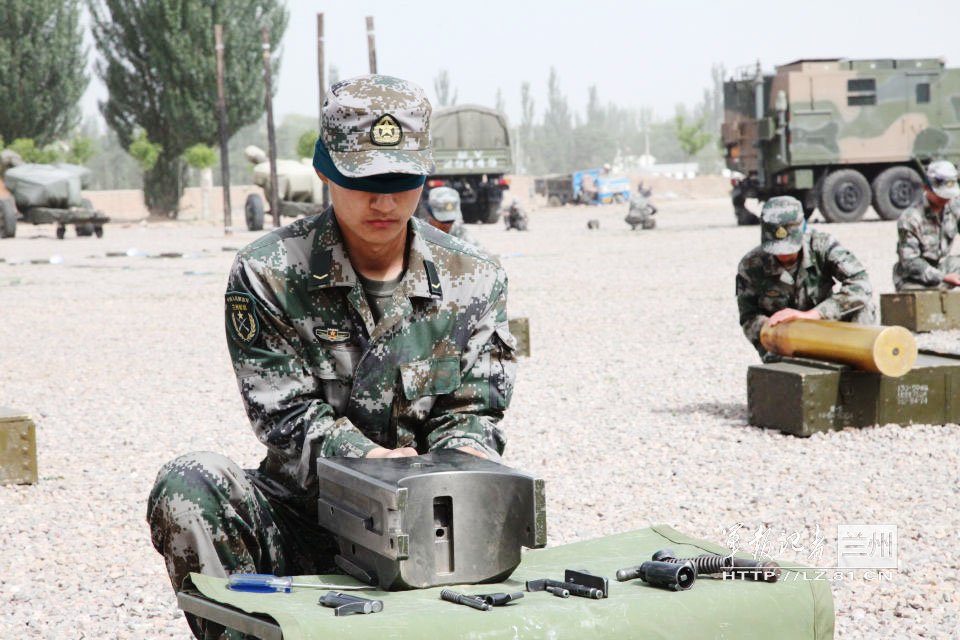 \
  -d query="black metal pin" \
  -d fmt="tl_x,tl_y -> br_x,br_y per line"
440,588 -> 492,611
